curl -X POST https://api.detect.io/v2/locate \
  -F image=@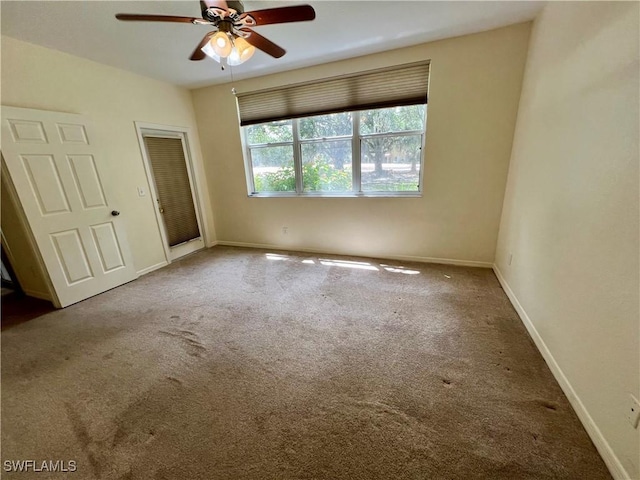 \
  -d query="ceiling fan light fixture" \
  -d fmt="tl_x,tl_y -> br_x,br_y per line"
117,2 -> 316,64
